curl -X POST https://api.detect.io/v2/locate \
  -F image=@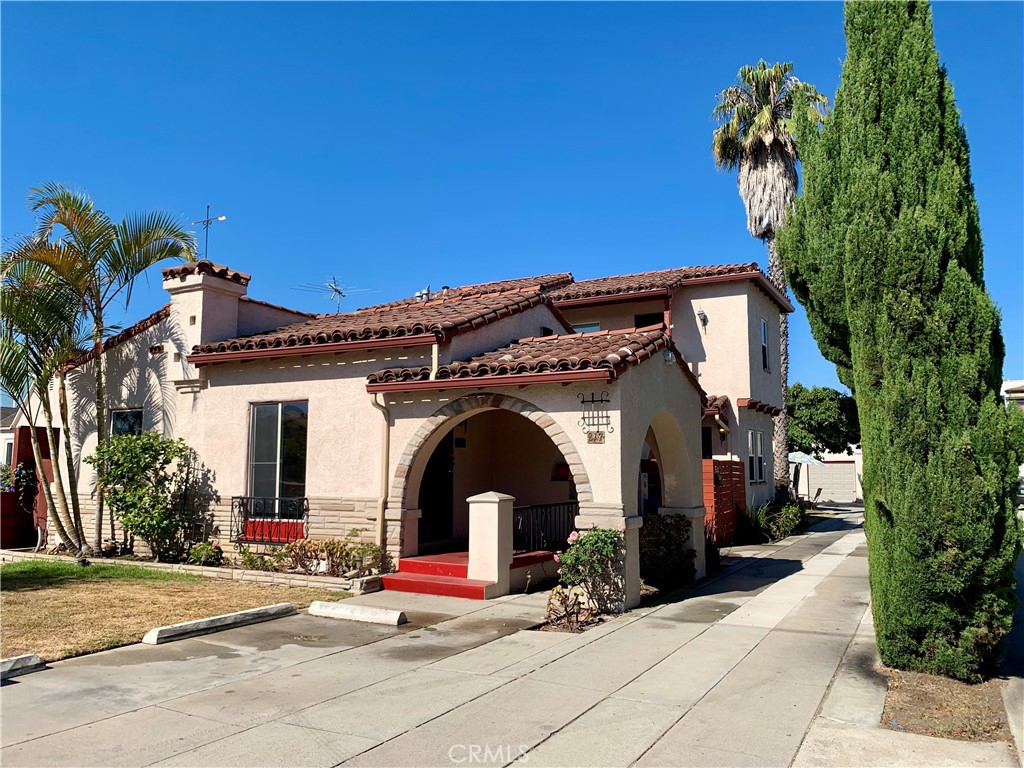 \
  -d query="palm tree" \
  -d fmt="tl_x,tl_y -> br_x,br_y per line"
1,252 -> 90,553
712,60 -> 828,492
20,184 -> 197,551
